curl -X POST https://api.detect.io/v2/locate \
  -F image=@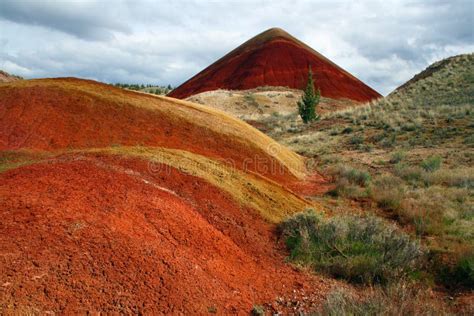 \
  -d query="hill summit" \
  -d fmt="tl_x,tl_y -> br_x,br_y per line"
169,28 -> 381,102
